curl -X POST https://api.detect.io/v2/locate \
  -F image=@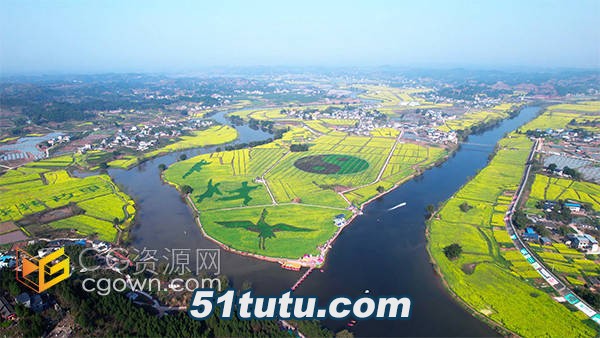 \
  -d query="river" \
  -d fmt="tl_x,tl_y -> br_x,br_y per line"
108,106 -> 540,336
